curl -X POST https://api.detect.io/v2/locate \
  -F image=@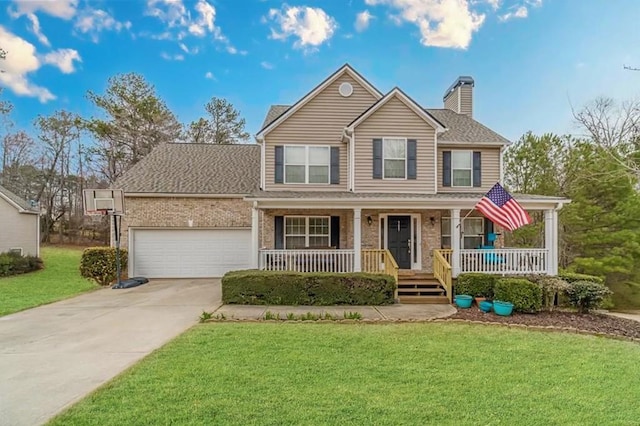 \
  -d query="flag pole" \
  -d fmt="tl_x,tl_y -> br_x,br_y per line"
456,208 -> 476,228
